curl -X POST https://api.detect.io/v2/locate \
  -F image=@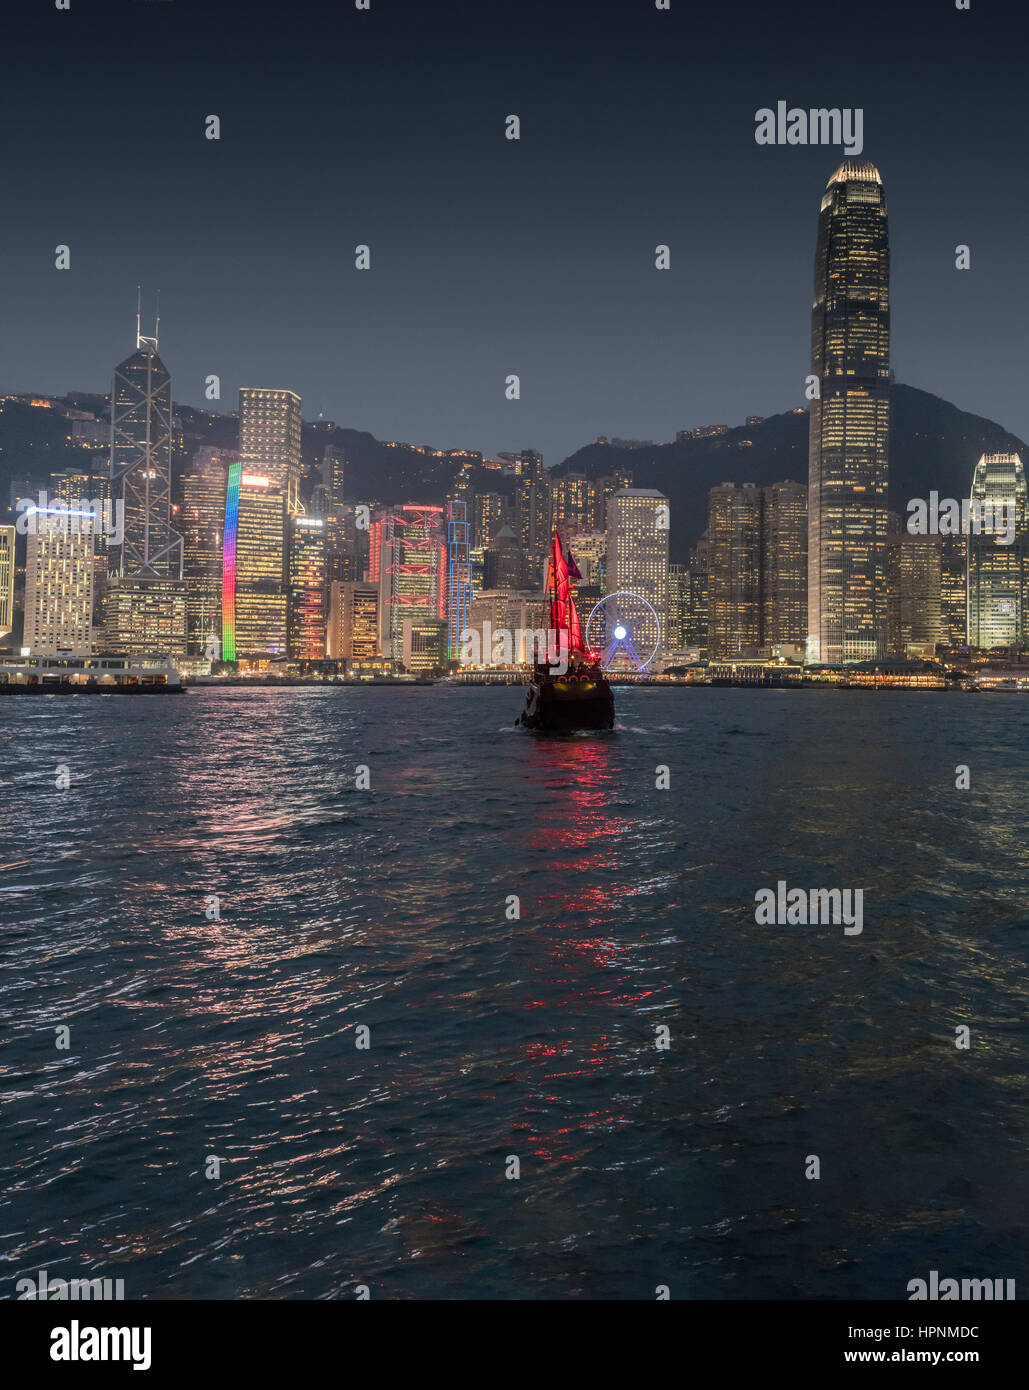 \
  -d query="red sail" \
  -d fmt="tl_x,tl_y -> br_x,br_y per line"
549,528 -> 585,655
